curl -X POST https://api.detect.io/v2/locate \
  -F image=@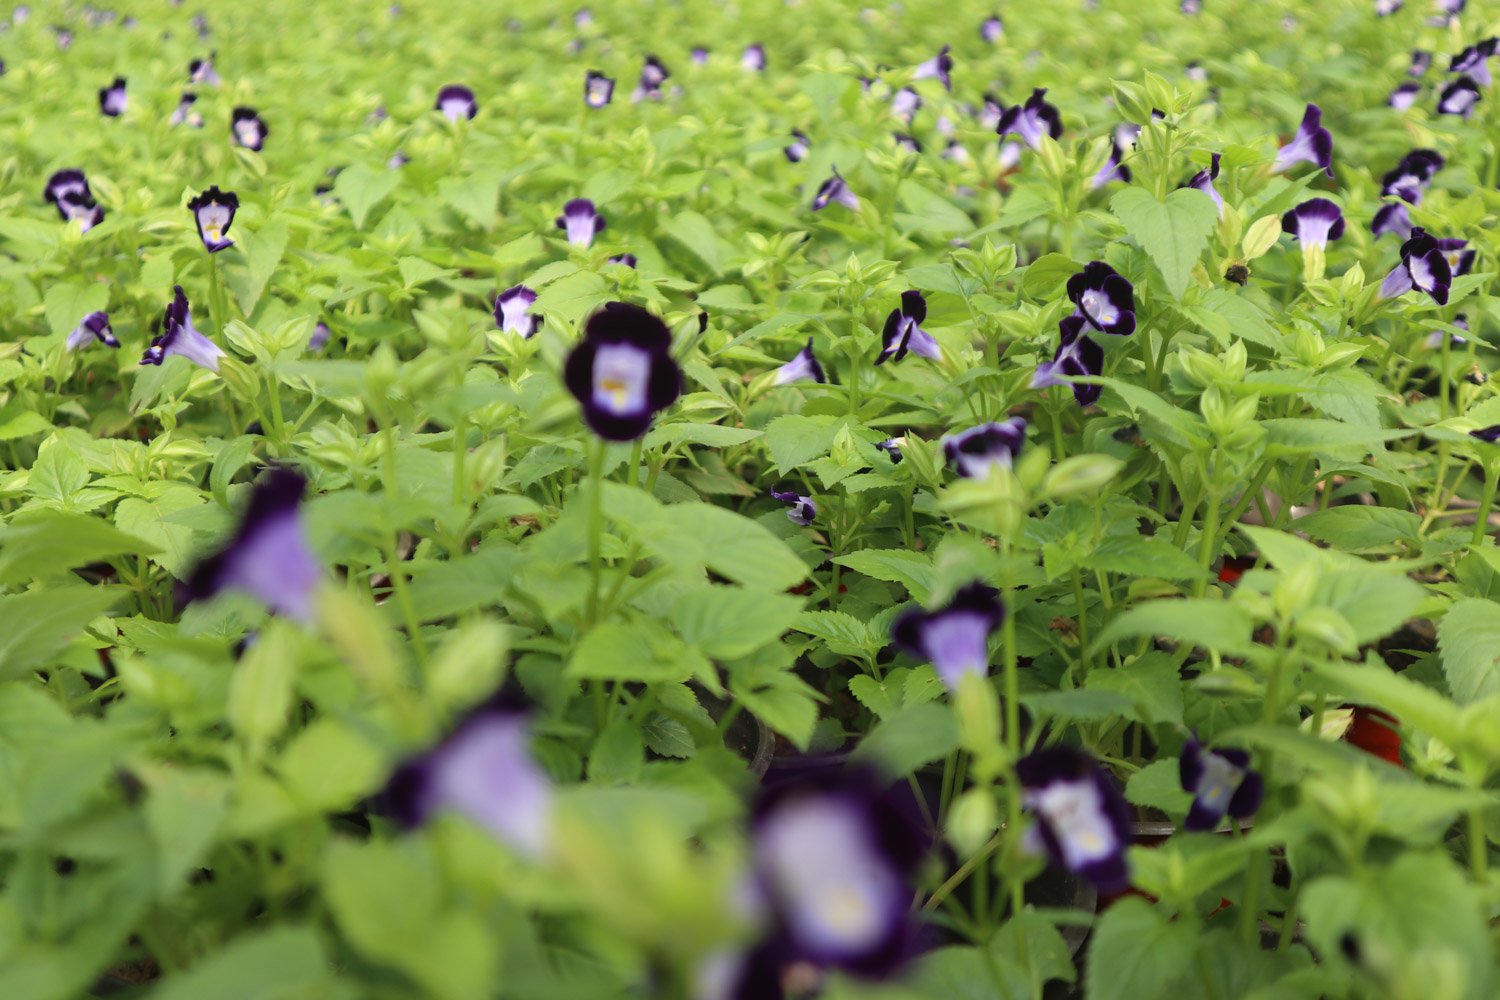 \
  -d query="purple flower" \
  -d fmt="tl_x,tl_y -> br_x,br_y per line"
563,302 -> 682,440
1282,197 -> 1345,250
1067,261 -> 1136,336
1379,228 -> 1452,305
141,285 -> 226,372
770,488 -> 817,525
876,438 -> 904,463
1372,203 -> 1413,239
584,70 -> 614,109
742,43 -> 765,71
608,253 -> 637,268
98,77 -> 126,117
772,338 -> 825,385
230,107 -> 268,151
875,290 -> 940,365
556,197 -> 605,247
1032,315 -> 1103,407
187,185 -> 238,253
1470,425 -> 1500,443
747,766 -> 925,980
435,84 -> 477,122
1183,153 -> 1223,216
170,91 -> 203,127
942,418 -> 1027,478
44,169 -> 104,231
1438,77 -> 1481,118
574,6 -> 592,26
1273,104 -> 1334,178
385,700 -> 553,857
1426,314 -> 1468,349
1375,0 -> 1402,14
979,93 -> 1004,130
892,582 -> 1004,689
1180,0 -> 1202,12
784,130 -> 810,163
494,285 -> 540,338
811,167 -> 858,211
1436,238 -> 1476,276
308,322 -> 332,352
893,132 -> 922,154
979,14 -> 1003,42
1382,149 -> 1443,204
66,311 -> 118,351
633,54 -> 669,101
1410,50 -> 1431,76
691,47 -> 709,66
1186,61 -> 1208,82
891,86 -> 921,124
1089,134 -> 1131,189
1018,747 -> 1132,891
387,151 -> 408,170
996,87 -> 1062,148
912,44 -> 953,91
1451,38 -> 1496,88
188,53 -> 219,85
184,468 -> 321,622
1180,739 -> 1263,831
